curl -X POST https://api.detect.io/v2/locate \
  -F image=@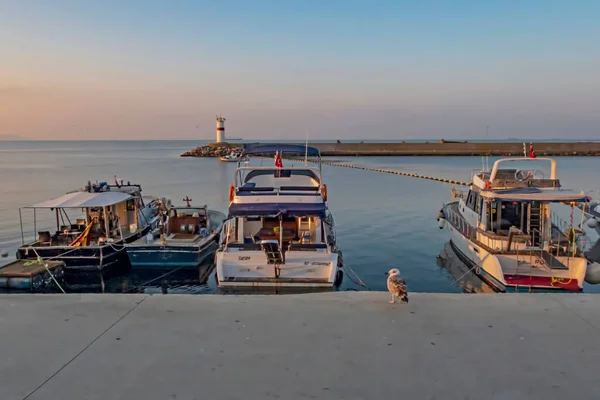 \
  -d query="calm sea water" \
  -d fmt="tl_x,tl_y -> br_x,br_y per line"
1,140 -> 599,294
